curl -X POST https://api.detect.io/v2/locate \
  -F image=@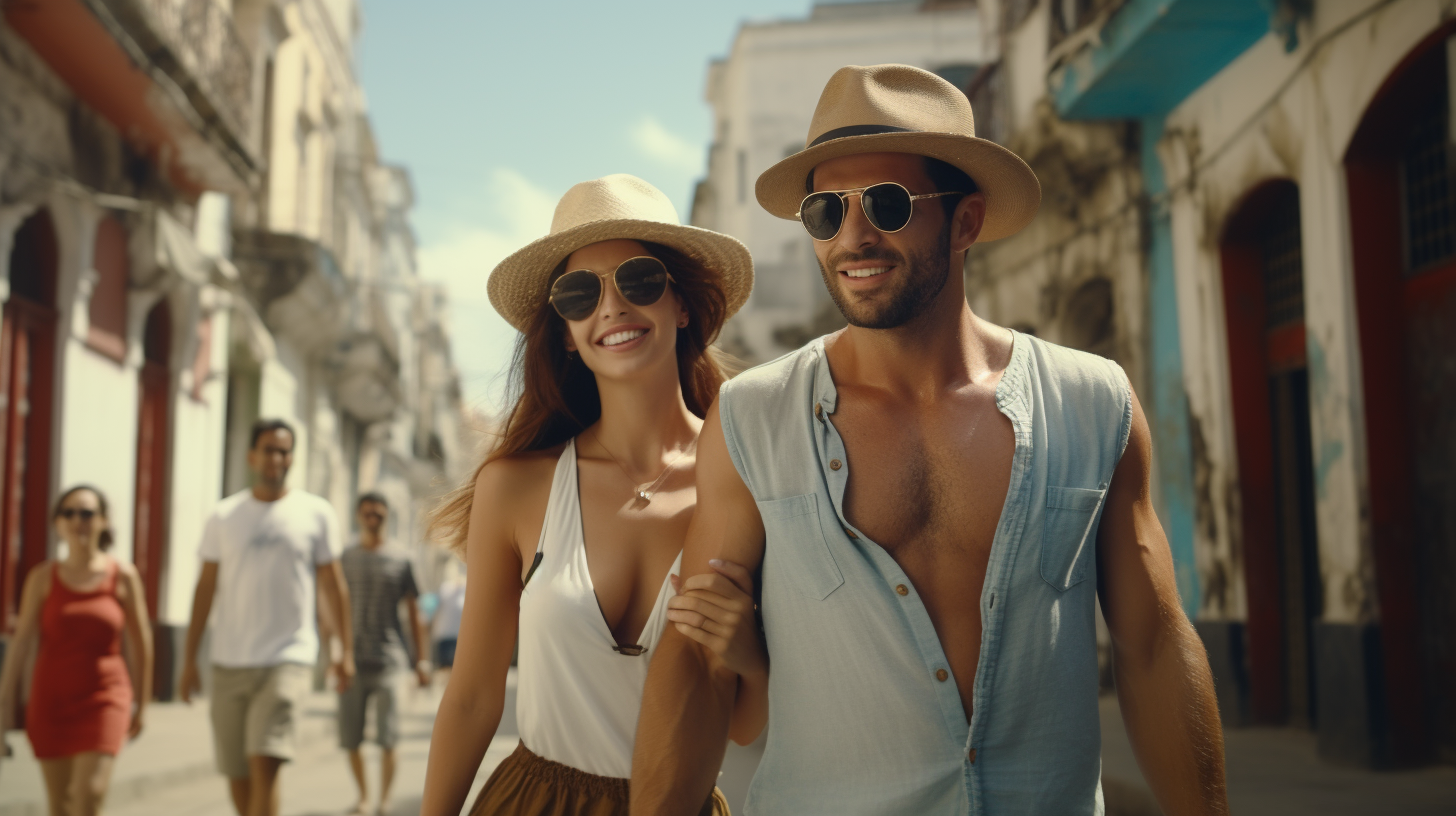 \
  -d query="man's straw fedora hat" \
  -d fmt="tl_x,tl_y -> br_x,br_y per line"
488,174 -> 753,333
756,64 -> 1041,242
